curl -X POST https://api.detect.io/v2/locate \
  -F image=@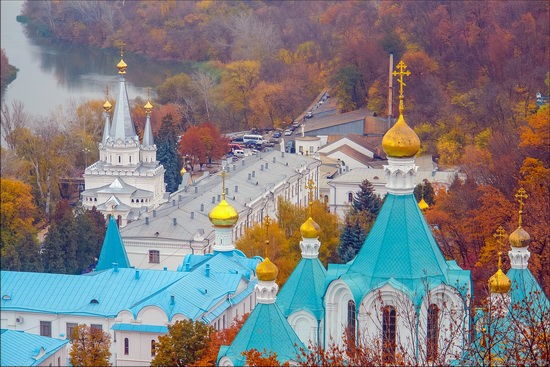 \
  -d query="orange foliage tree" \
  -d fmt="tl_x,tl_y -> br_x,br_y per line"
178,122 -> 228,172
191,314 -> 248,367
